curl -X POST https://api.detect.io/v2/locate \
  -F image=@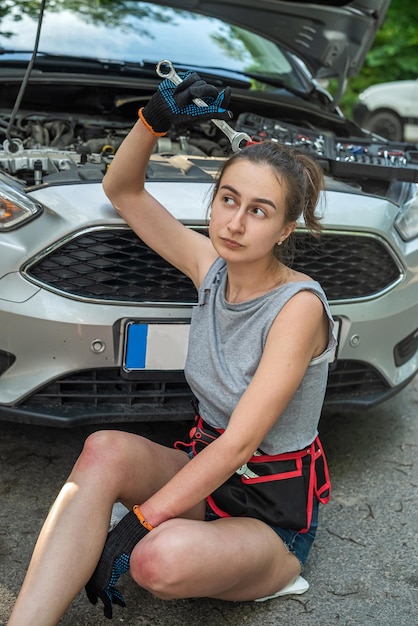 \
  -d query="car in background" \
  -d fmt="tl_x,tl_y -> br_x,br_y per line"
353,79 -> 418,142
1,0 -> 418,428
